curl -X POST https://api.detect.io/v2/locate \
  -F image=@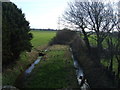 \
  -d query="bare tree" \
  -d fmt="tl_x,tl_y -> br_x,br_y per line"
63,0 -> 118,57
63,1 -> 91,52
